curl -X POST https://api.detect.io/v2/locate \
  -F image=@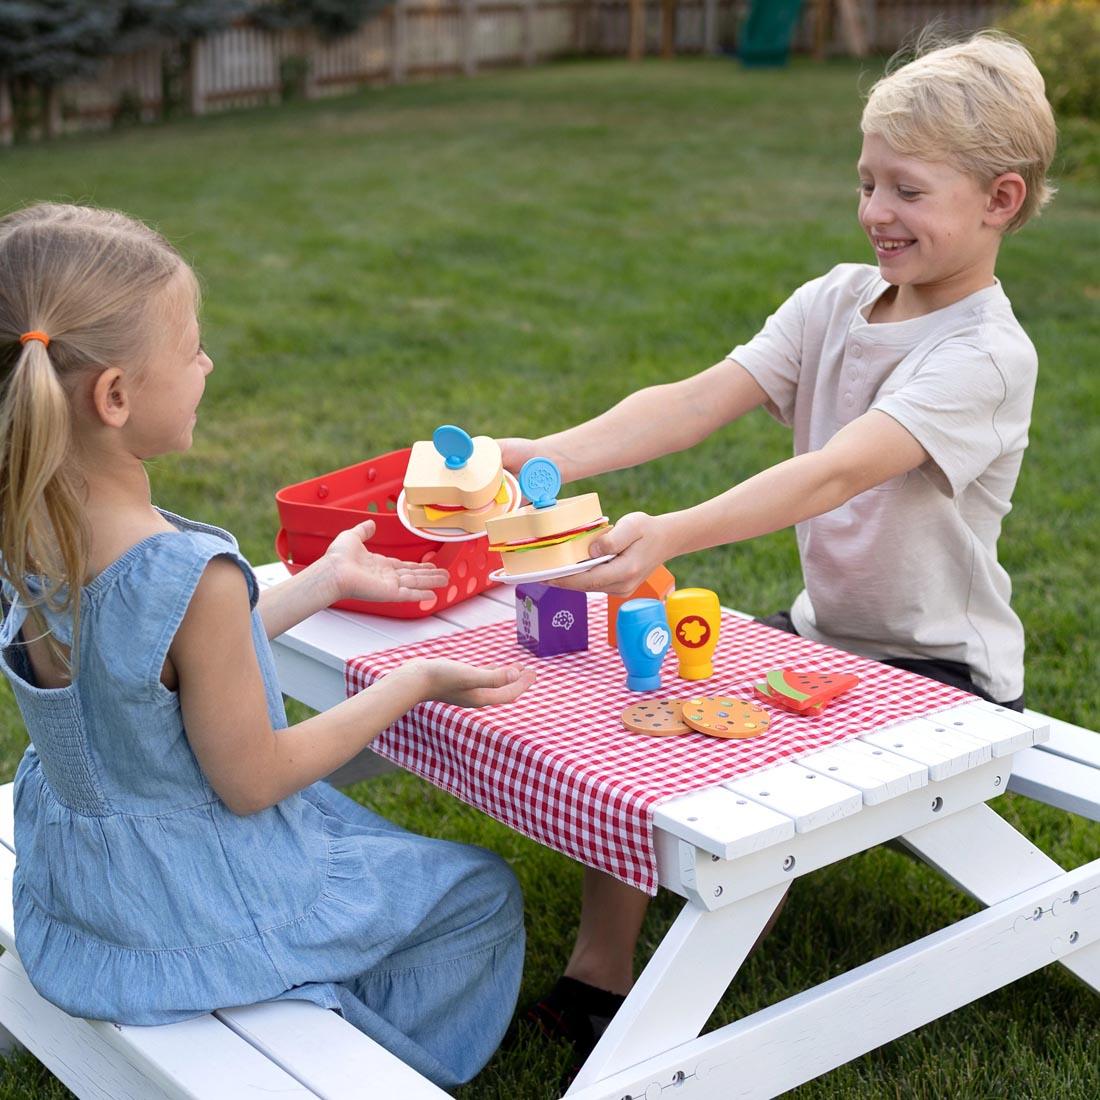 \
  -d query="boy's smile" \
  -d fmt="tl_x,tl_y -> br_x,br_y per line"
857,132 -> 1009,317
